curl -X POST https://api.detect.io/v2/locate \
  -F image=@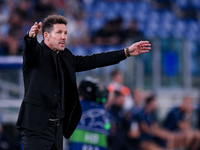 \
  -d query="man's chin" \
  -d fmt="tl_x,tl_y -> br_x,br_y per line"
58,48 -> 65,51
